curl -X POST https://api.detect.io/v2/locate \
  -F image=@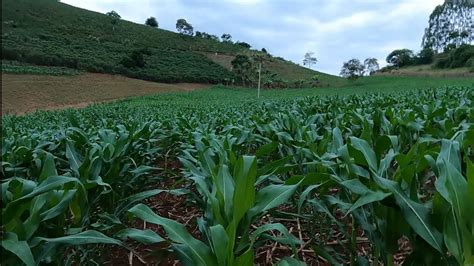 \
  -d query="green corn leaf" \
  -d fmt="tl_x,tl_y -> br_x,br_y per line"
375,135 -> 399,158
249,183 -> 299,217
128,203 -> 217,266
115,188 -> 188,216
32,230 -> 122,246
256,141 -> 278,157
65,142 -> 82,174
40,189 -> 77,221
215,164 -> 235,220
1,232 -> 35,266
116,228 -> 165,244
232,156 -> 257,225
349,137 -> 377,171
444,208 -> 463,264
38,153 -> 57,182
234,247 -> 254,266
331,127 -> 344,153
297,184 -> 322,213
374,174 -> 444,253
345,190 -> 392,216
209,224 -> 229,266
340,179 -> 370,195
437,139 -> 461,172
4,176 -> 81,219
173,244 -> 198,266
16,176 -> 80,201
250,223 -> 301,247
